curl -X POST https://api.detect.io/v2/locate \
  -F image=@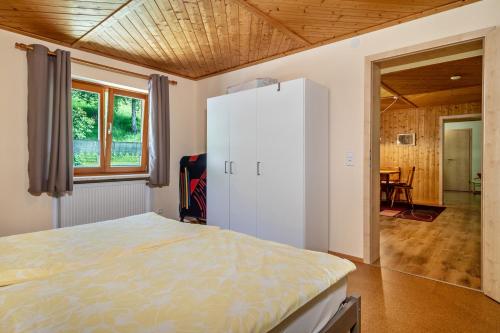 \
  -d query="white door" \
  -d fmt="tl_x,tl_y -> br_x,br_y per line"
207,96 -> 230,229
228,90 -> 257,235
256,80 -> 305,248
444,129 -> 471,191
